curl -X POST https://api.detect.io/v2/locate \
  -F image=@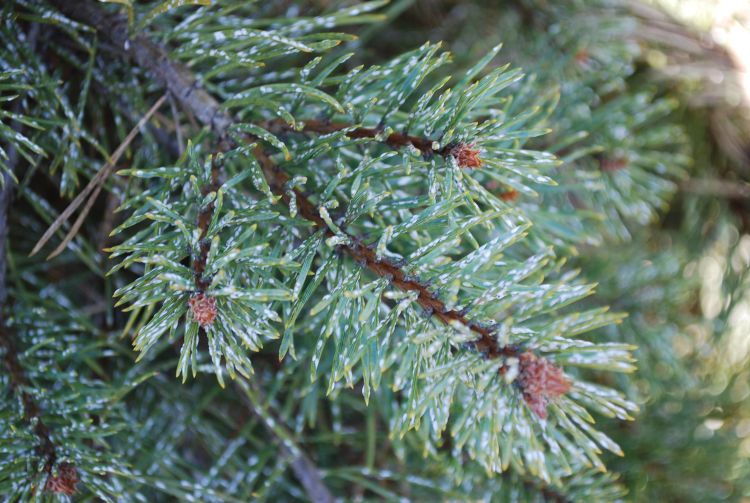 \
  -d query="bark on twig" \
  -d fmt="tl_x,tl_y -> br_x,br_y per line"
260,118 -> 450,156
251,145 -> 517,360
